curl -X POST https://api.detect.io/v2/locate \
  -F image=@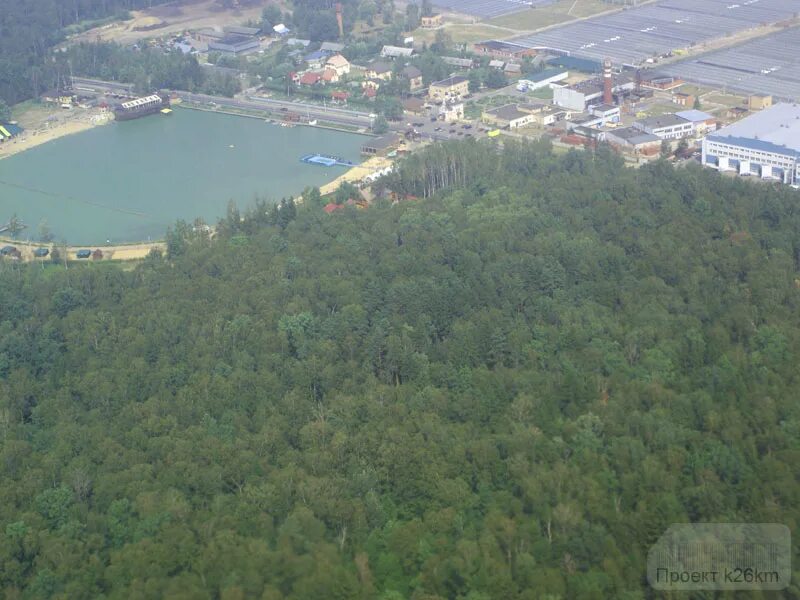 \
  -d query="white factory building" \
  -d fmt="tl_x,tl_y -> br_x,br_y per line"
633,114 -> 694,140
702,103 -> 800,186
553,76 -> 635,112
